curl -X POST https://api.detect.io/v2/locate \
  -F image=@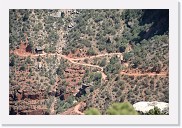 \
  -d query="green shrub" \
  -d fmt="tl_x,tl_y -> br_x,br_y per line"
146,106 -> 163,115
99,58 -> 106,67
86,48 -> 96,56
19,64 -> 26,71
106,102 -> 138,115
10,56 -> 15,67
84,108 -> 101,115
